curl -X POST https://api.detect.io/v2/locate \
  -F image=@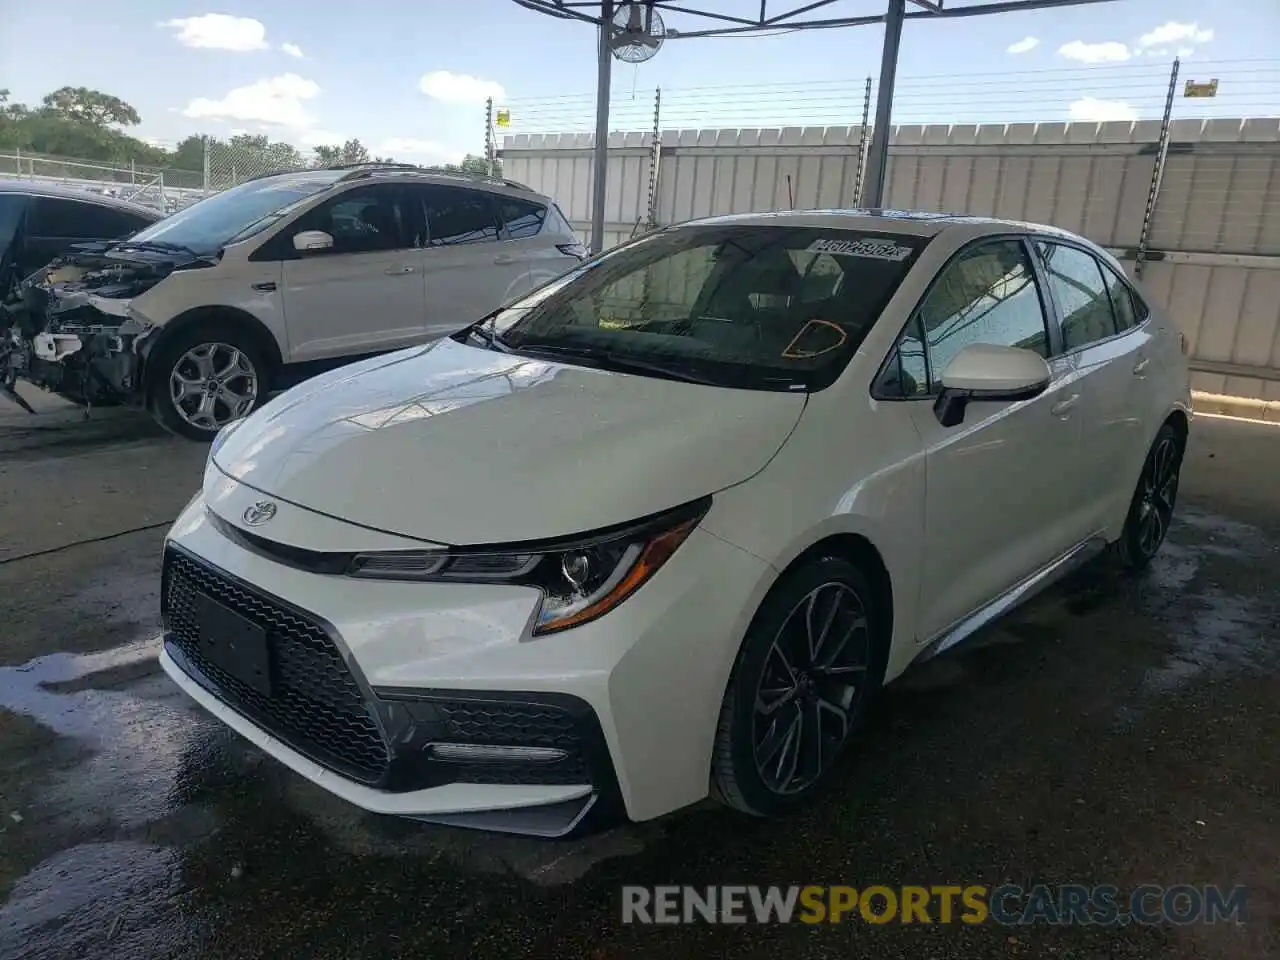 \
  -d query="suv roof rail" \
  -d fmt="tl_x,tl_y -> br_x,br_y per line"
331,163 -> 535,194
334,161 -> 423,179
